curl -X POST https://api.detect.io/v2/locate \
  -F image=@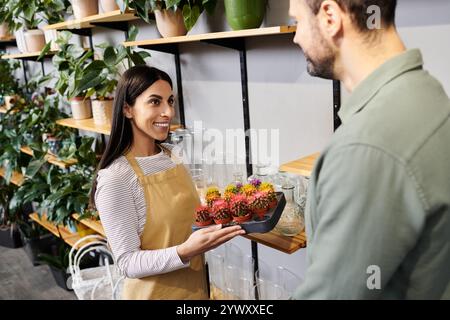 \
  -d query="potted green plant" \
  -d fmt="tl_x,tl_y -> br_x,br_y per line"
120,0 -> 218,37
0,0 -> 16,38
224,0 -> 268,30
74,26 -> 150,125
48,31 -> 94,120
0,58 -> 20,110
11,0 -> 71,53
